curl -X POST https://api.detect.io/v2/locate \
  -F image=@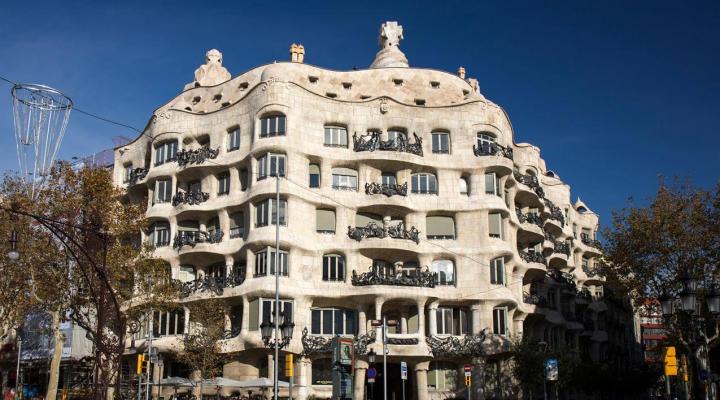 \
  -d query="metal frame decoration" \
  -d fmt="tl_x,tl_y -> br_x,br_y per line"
513,171 -> 545,199
172,190 -> 210,206
519,250 -> 546,265
176,147 -> 219,167
172,230 -> 224,249
300,327 -> 377,356
180,268 -> 245,297
365,182 -> 408,197
553,241 -> 571,256
472,142 -> 514,160
544,199 -> 565,226
516,208 -> 544,228
425,329 -> 511,357
351,264 -> 436,287
352,131 -> 423,156
347,222 -> 420,244
127,168 -> 148,185
523,291 -> 548,307
580,234 -> 602,249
